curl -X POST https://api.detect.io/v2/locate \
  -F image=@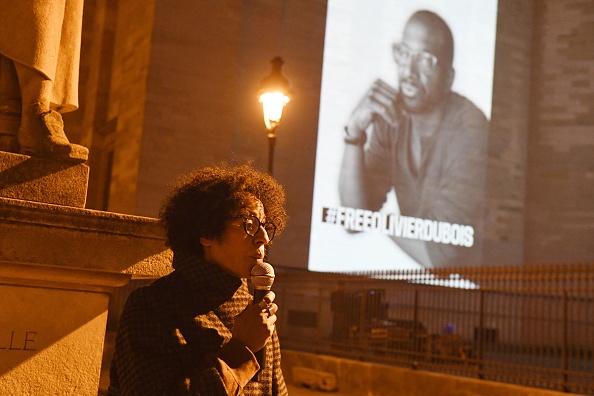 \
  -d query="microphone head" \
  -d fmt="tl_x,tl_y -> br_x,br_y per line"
251,262 -> 275,289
